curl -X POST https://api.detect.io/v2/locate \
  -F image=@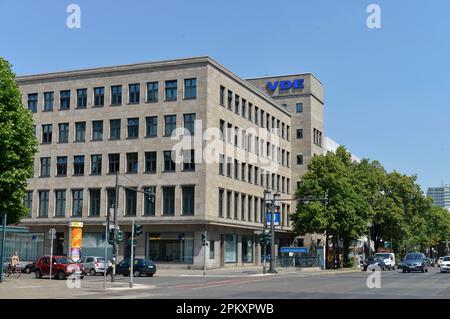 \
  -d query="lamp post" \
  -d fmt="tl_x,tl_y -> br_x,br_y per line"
264,190 -> 280,274
367,221 -> 373,258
